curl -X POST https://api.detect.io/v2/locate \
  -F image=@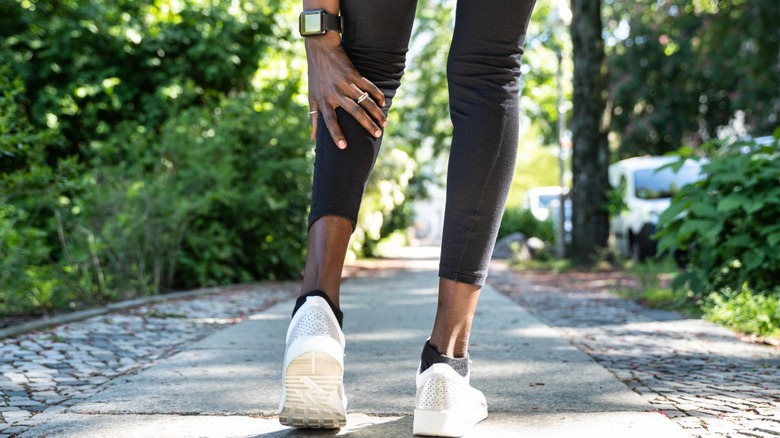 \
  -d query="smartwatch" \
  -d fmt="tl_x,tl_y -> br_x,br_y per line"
299,9 -> 342,36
